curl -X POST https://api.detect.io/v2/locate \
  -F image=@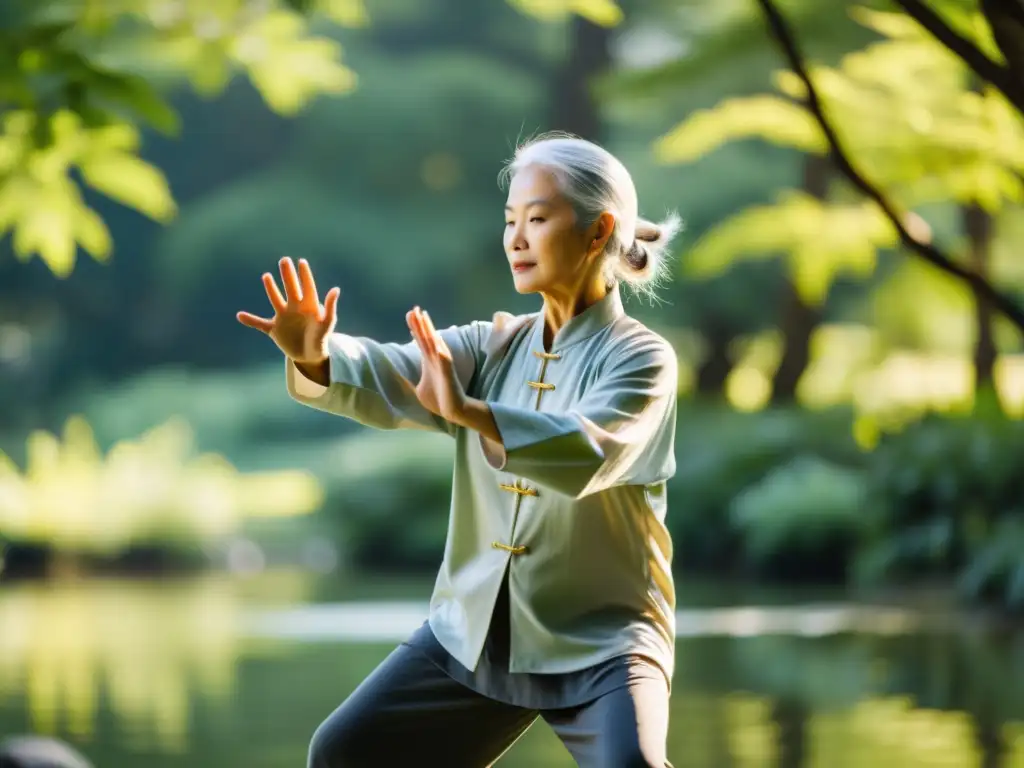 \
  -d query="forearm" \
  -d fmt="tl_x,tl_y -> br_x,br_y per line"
453,397 -> 504,444
292,357 -> 330,387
